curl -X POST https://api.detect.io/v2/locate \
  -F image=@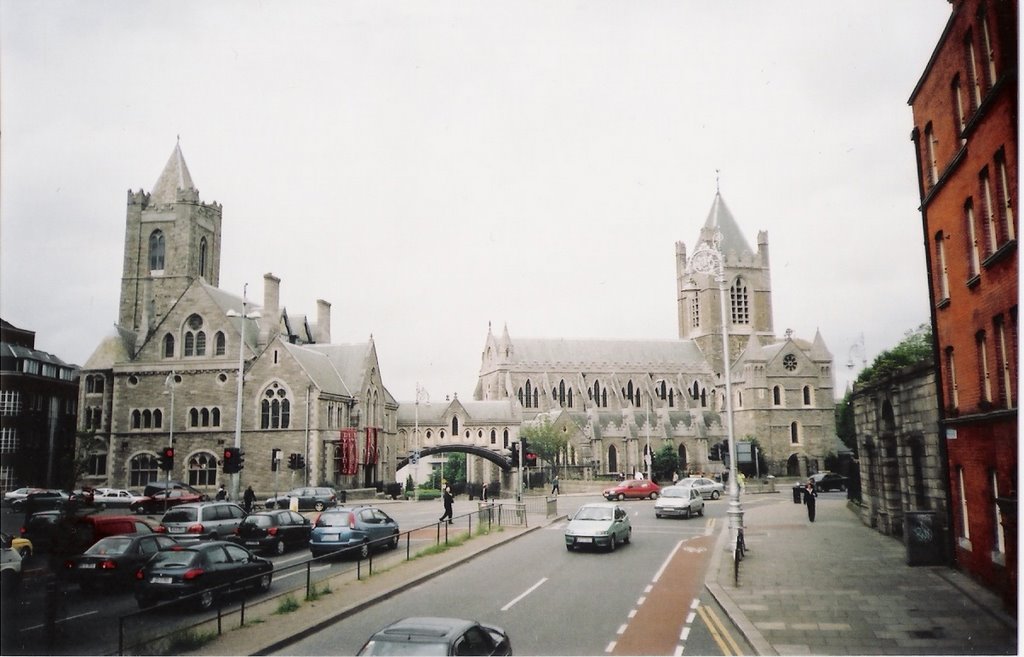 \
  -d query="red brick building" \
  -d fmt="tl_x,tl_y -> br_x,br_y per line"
909,0 -> 1017,608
